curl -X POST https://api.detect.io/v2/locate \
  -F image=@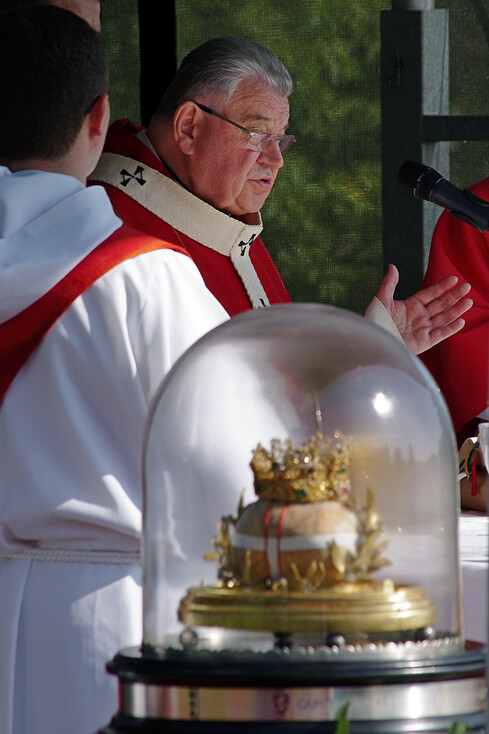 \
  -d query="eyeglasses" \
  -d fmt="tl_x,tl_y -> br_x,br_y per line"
193,101 -> 296,155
